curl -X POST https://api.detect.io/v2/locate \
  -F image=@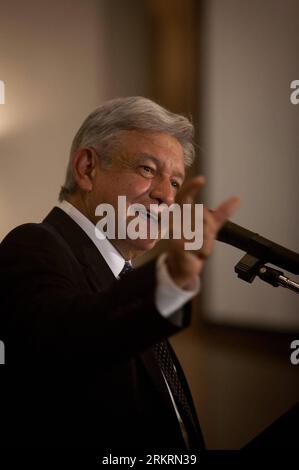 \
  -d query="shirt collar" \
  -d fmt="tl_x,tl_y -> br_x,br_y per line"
57,200 -> 129,278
